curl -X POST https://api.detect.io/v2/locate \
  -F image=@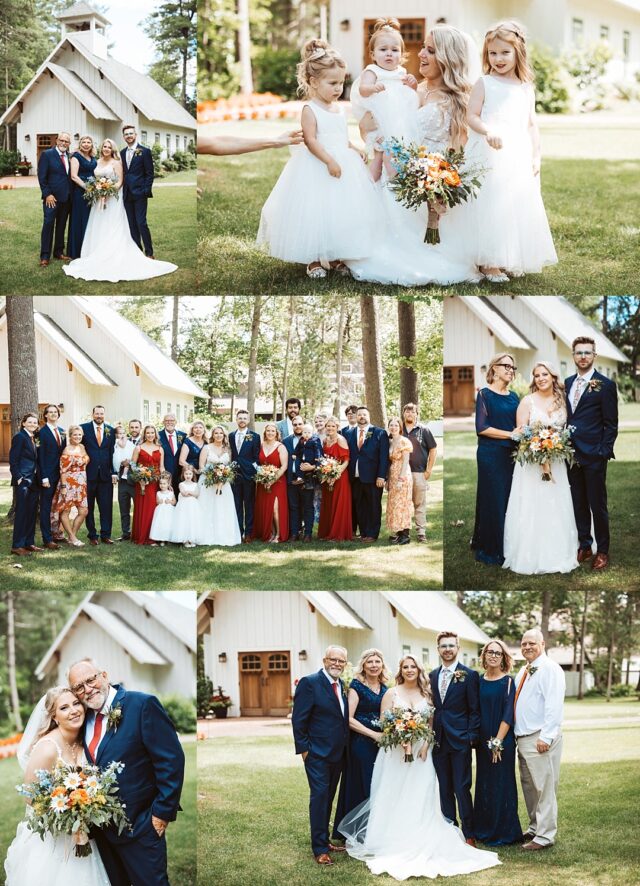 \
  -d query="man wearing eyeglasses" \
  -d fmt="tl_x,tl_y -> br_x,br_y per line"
565,336 -> 618,570
292,646 -> 350,866
67,657 -> 185,885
